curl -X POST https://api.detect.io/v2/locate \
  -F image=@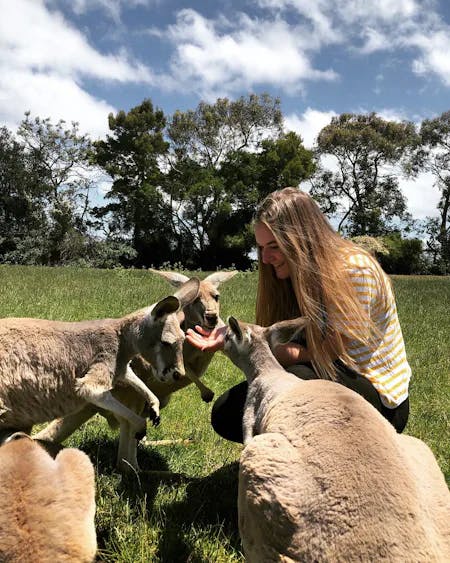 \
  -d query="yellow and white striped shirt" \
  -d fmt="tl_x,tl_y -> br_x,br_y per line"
338,251 -> 411,408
